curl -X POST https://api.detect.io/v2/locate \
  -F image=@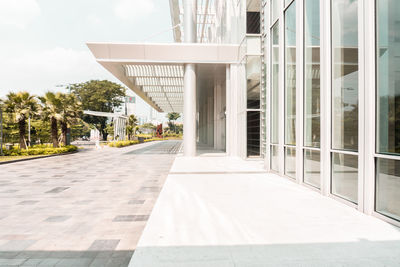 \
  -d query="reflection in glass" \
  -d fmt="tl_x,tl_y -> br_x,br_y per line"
285,146 -> 296,178
377,0 -> 400,155
331,0 -> 359,151
271,23 -> 279,144
304,149 -> 320,188
271,145 -> 279,171
285,2 -> 296,146
331,152 -> 358,204
247,56 -> 261,109
376,158 -> 400,221
304,0 -> 320,147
